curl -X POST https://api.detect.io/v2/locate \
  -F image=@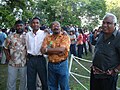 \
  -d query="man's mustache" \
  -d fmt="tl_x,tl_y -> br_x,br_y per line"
54,28 -> 59,30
